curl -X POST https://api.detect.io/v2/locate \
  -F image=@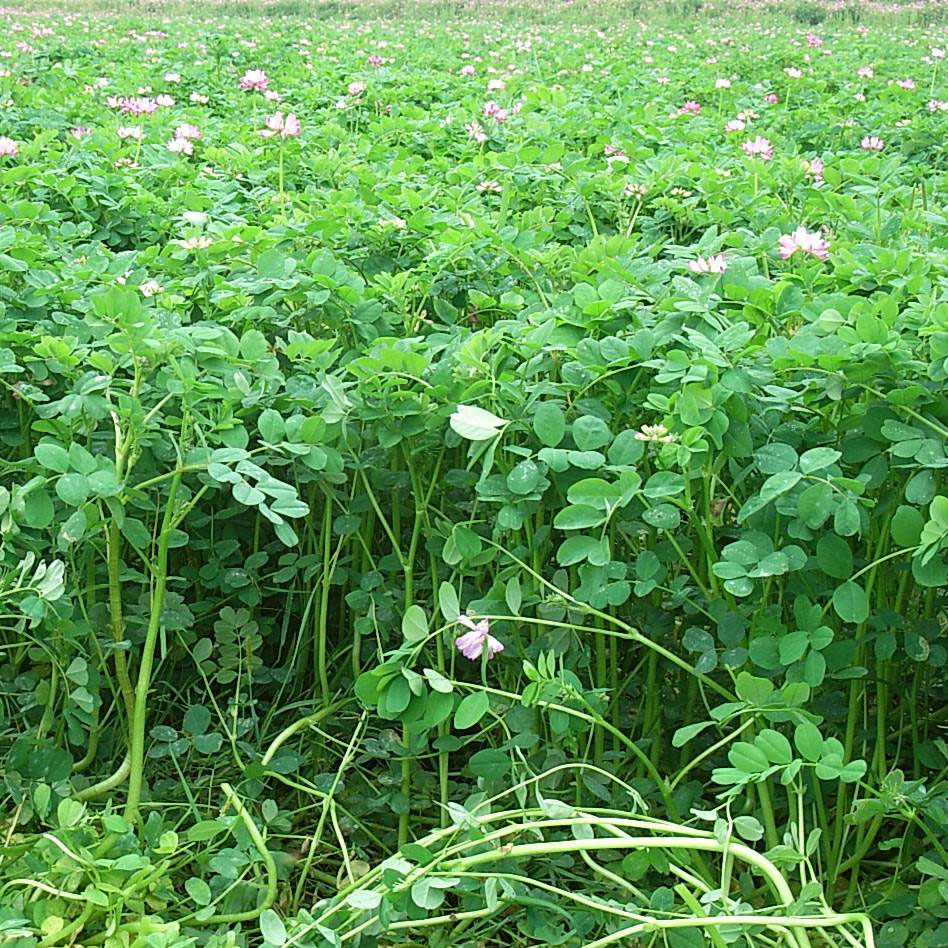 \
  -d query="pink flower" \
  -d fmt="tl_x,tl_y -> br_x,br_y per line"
117,125 -> 143,140
857,66 -> 874,79
347,80 -> 366,97
487,78 -> 506,91
174,123 -> 201,140
779,226 -> 830,261
678,100 -> 701,115
785,67 -> 803,79
140,279 -> 161,296
258,111 -> 300,138
725,118 -> 746,133
483,100 -> 507,122
69,127 -> 89,140
120,96 -> 158,115
264,89 -> 281,102
689,254 -> 727,274
0,136 -> 17,157
367,54 -> 385,66
455,615 -> 504,661
741,136 -> 773,160
897,78 -> 916,90
929,98 -> 948,111
806,34 -> 823,47
763,93 -> 778,104
861,135 -> 884,151
167,137 -> 192,155
854,93 -> 866,102
465,120 -> 487,143
240,69 -> 268,91
804,157 -> 824,183
460,64 -> 476,76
